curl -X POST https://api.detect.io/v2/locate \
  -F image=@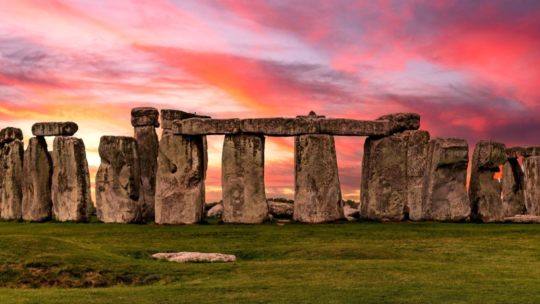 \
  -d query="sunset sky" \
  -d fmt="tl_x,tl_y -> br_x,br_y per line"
1,0 -> 539,202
